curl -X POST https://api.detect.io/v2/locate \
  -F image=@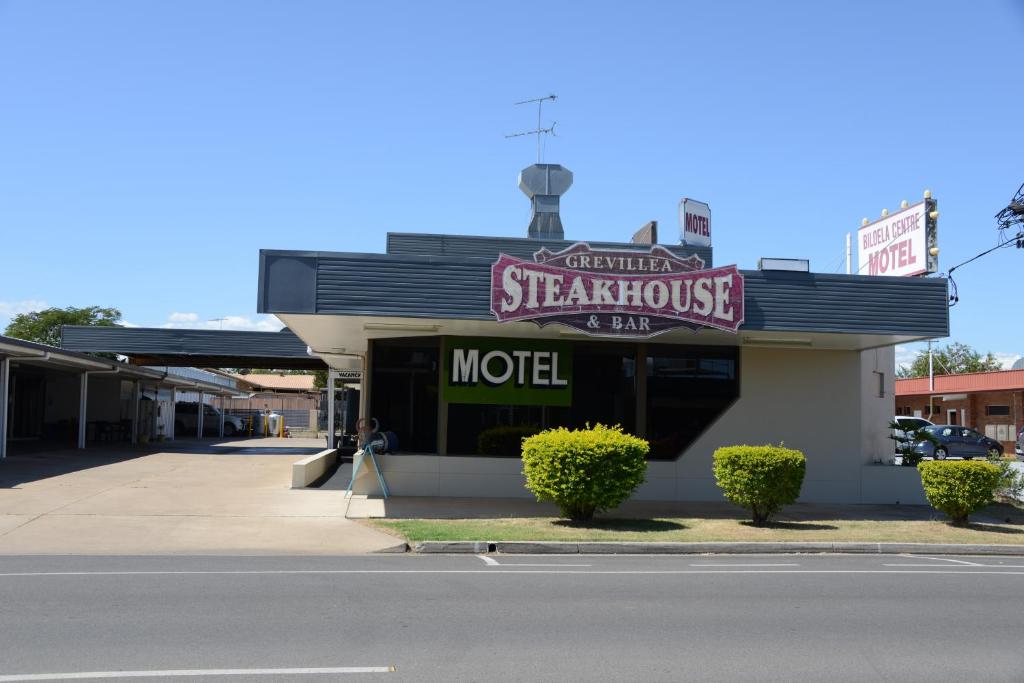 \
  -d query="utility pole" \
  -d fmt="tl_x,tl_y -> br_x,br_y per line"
928,340 -> 934,421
